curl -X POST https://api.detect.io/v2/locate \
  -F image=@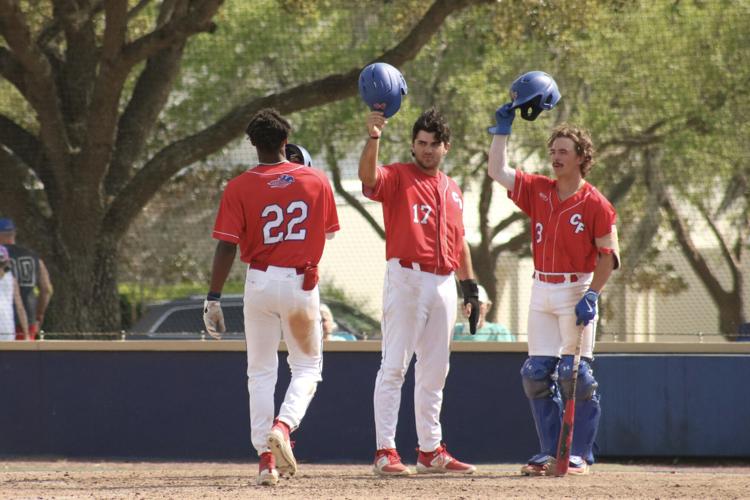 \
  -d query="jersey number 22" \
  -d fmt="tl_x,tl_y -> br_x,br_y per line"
262,201 -> 308,244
